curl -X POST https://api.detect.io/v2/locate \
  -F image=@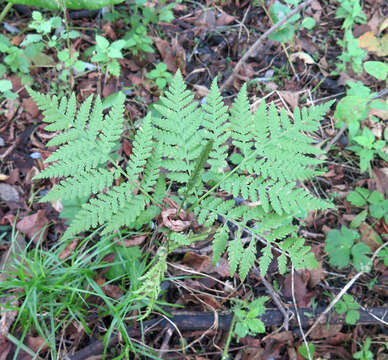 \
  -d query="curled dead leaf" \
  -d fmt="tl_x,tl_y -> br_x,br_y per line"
162,208 -> 191,232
